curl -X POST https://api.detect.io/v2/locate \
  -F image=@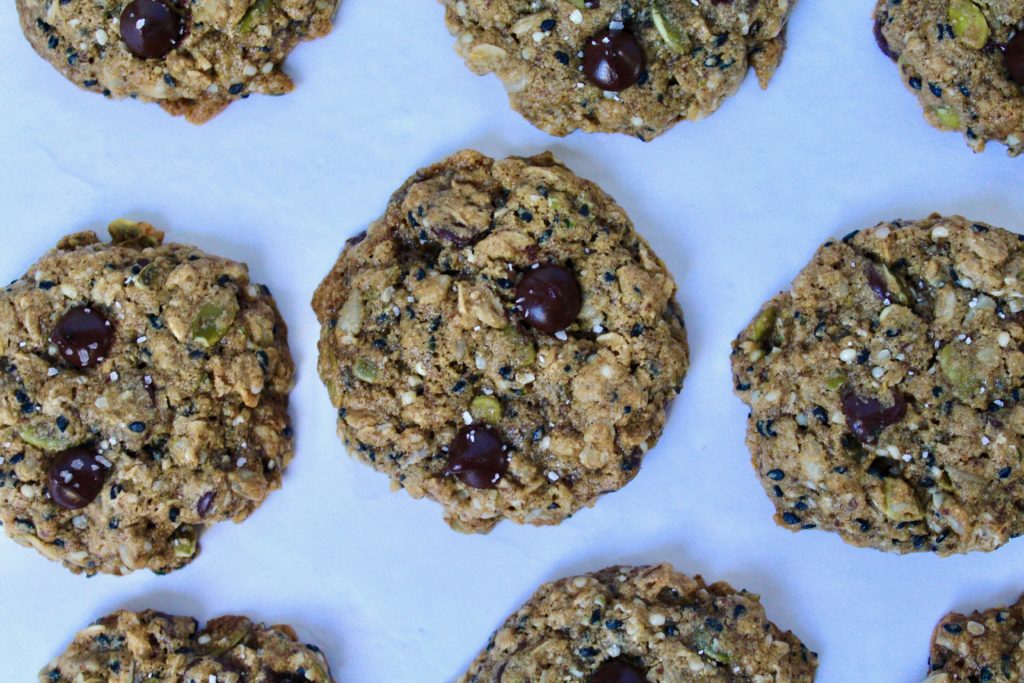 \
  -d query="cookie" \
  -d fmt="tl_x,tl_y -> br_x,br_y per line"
458,563 -> 817,682
40,609 -> 335,682
0,220 -> 294,575
16,0 -> 338,123
440,0 -> 796,140
312,150 -> 688,533
925,593 -> 1024,682
873,0 -> 1024,156
732,214 -> 1024,555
